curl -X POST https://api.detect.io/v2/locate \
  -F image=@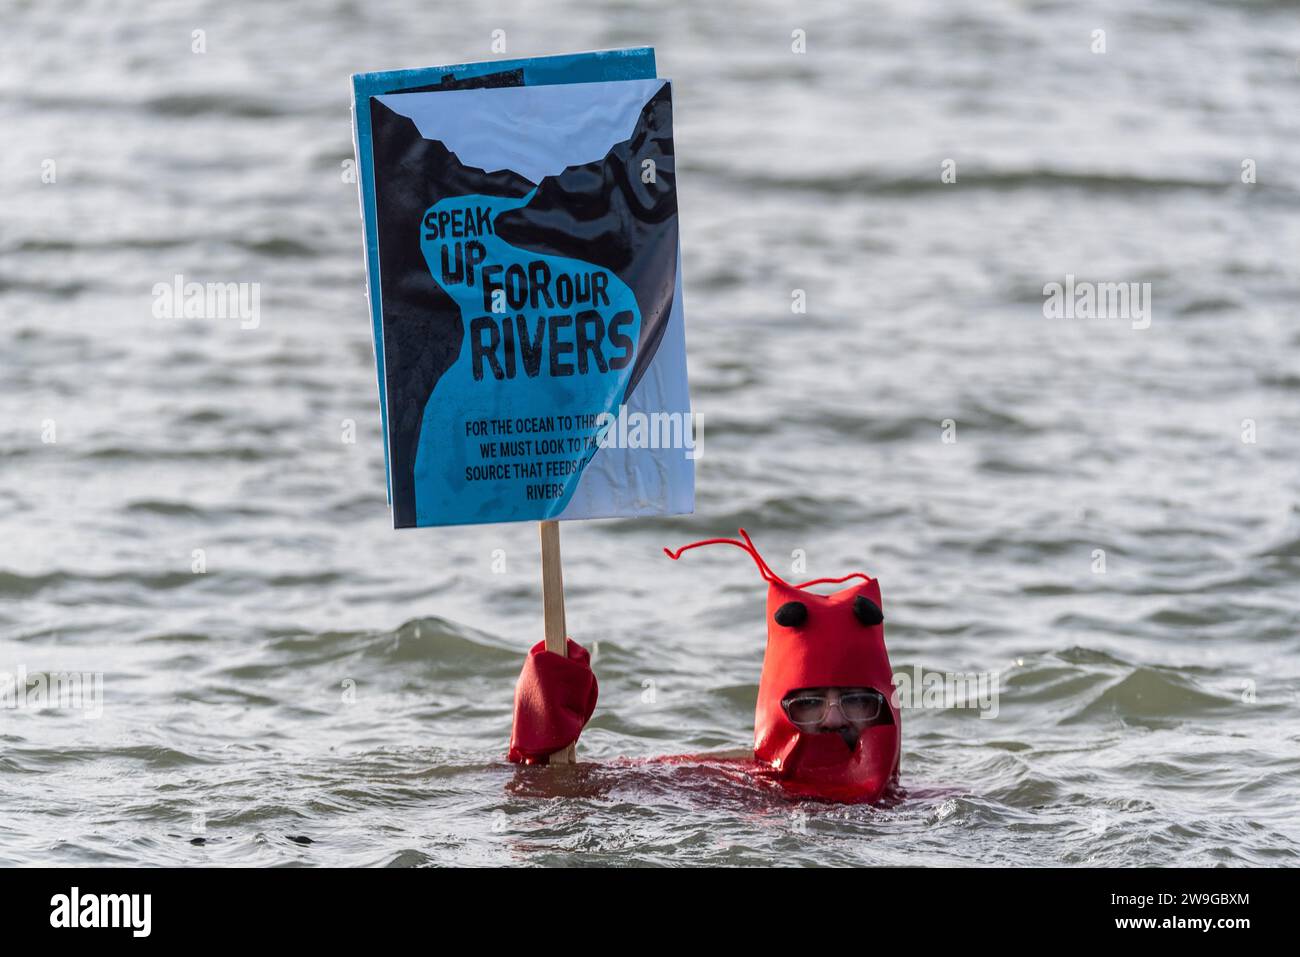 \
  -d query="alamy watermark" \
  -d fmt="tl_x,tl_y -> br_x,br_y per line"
50,887 -> 150,937
594,404 -> 703,460
892,666 -> 999,719
152,274 -> 260,329
0,665 -> 103,718
1043,274 -> 1151,330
